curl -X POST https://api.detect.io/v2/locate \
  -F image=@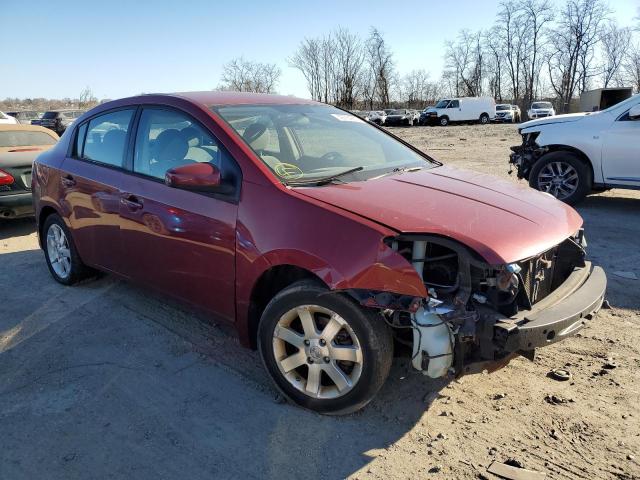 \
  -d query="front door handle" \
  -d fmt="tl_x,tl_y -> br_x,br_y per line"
61,174 -> 76,187
121,194 -> 143,211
